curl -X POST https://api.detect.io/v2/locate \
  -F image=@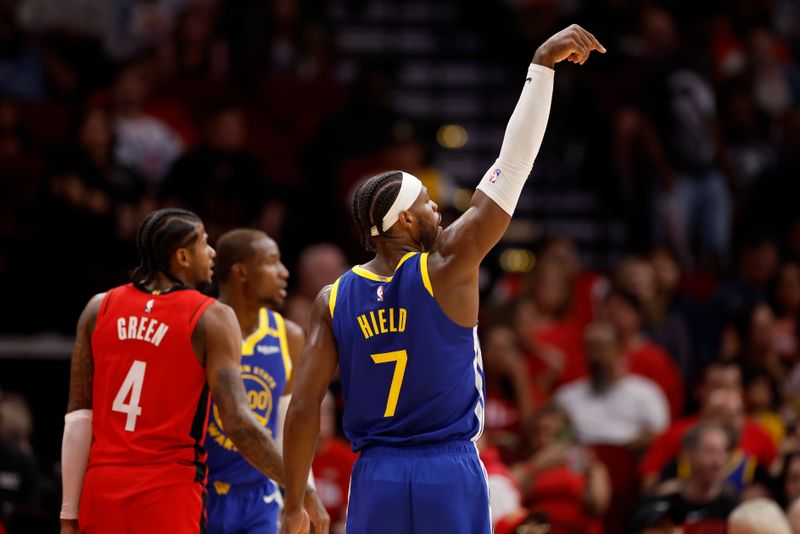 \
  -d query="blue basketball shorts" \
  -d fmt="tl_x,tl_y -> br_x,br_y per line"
346,440 -> 491,534
206,481 -> 281,534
